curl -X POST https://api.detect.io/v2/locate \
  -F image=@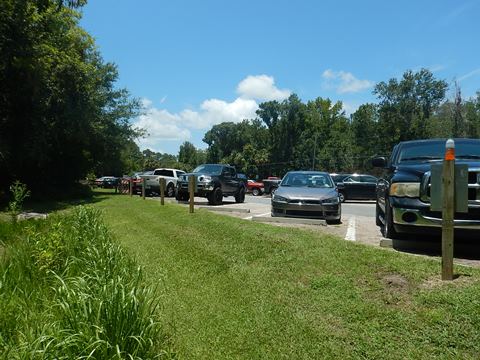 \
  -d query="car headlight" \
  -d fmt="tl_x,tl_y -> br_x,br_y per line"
322,196 -> 340,204
273,194 -> 288,202
198,175 -> 212,182
390,182 -> 420,198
